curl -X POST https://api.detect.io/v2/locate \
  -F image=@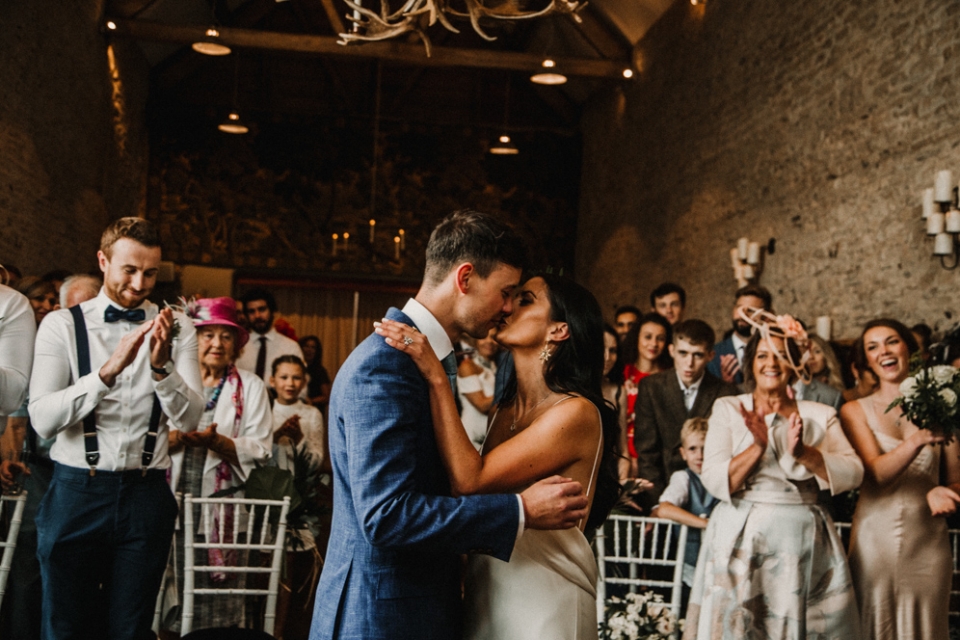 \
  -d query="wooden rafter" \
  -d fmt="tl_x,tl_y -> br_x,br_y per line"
108,18 -> 628,79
